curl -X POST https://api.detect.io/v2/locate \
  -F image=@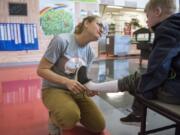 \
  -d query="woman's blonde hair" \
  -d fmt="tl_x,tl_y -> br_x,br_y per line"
74,15 -> 100,34
144,0 -> 176,15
